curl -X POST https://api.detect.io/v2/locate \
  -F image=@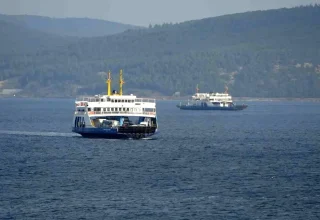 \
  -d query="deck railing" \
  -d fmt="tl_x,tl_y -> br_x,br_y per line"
75,111 -> 156,116
76,96 -> 155,103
